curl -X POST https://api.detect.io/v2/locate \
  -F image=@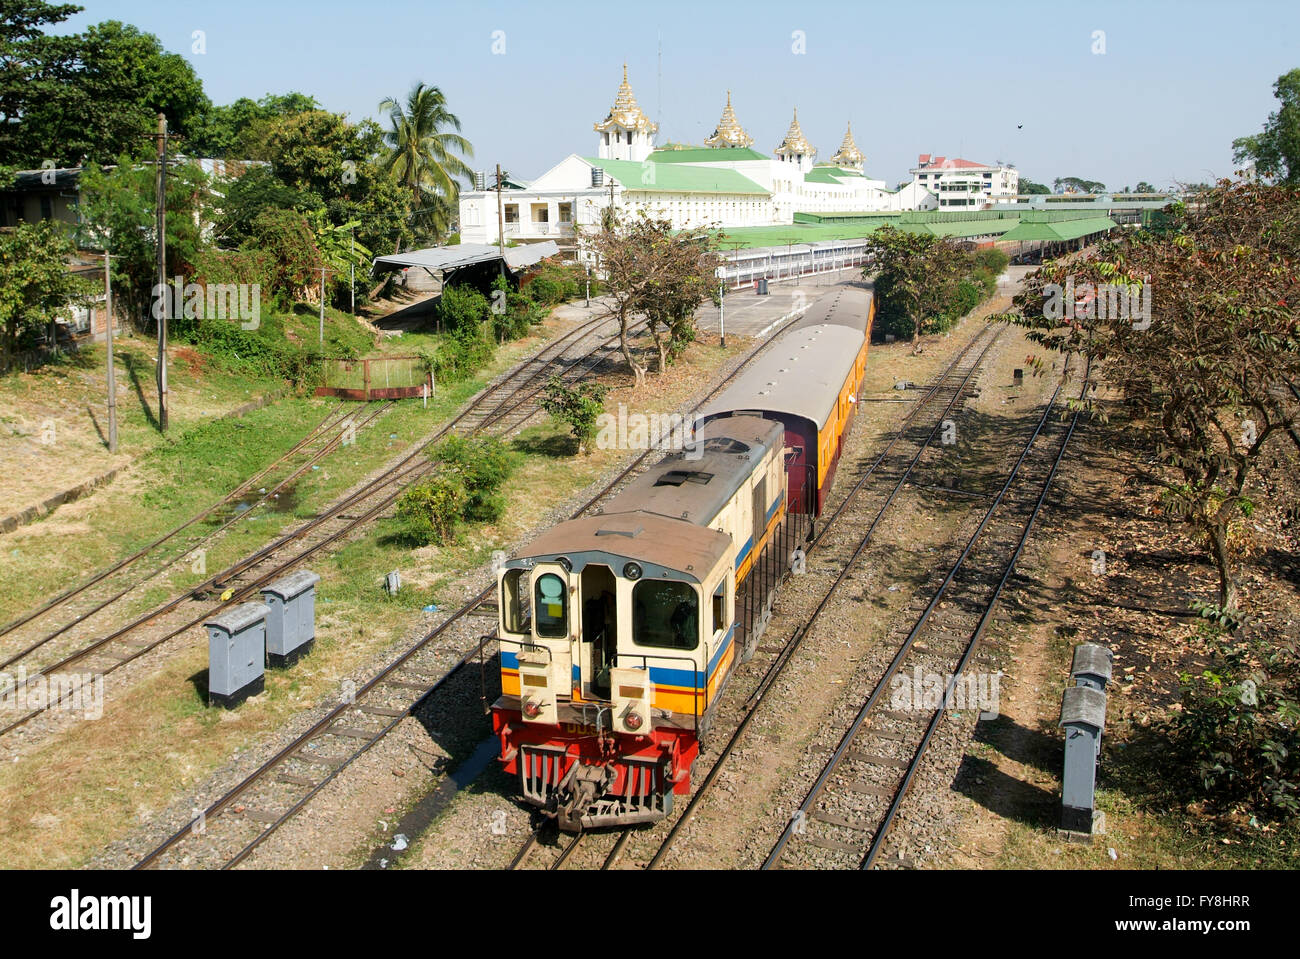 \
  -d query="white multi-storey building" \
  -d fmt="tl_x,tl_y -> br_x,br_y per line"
909,154 -> 1019,209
